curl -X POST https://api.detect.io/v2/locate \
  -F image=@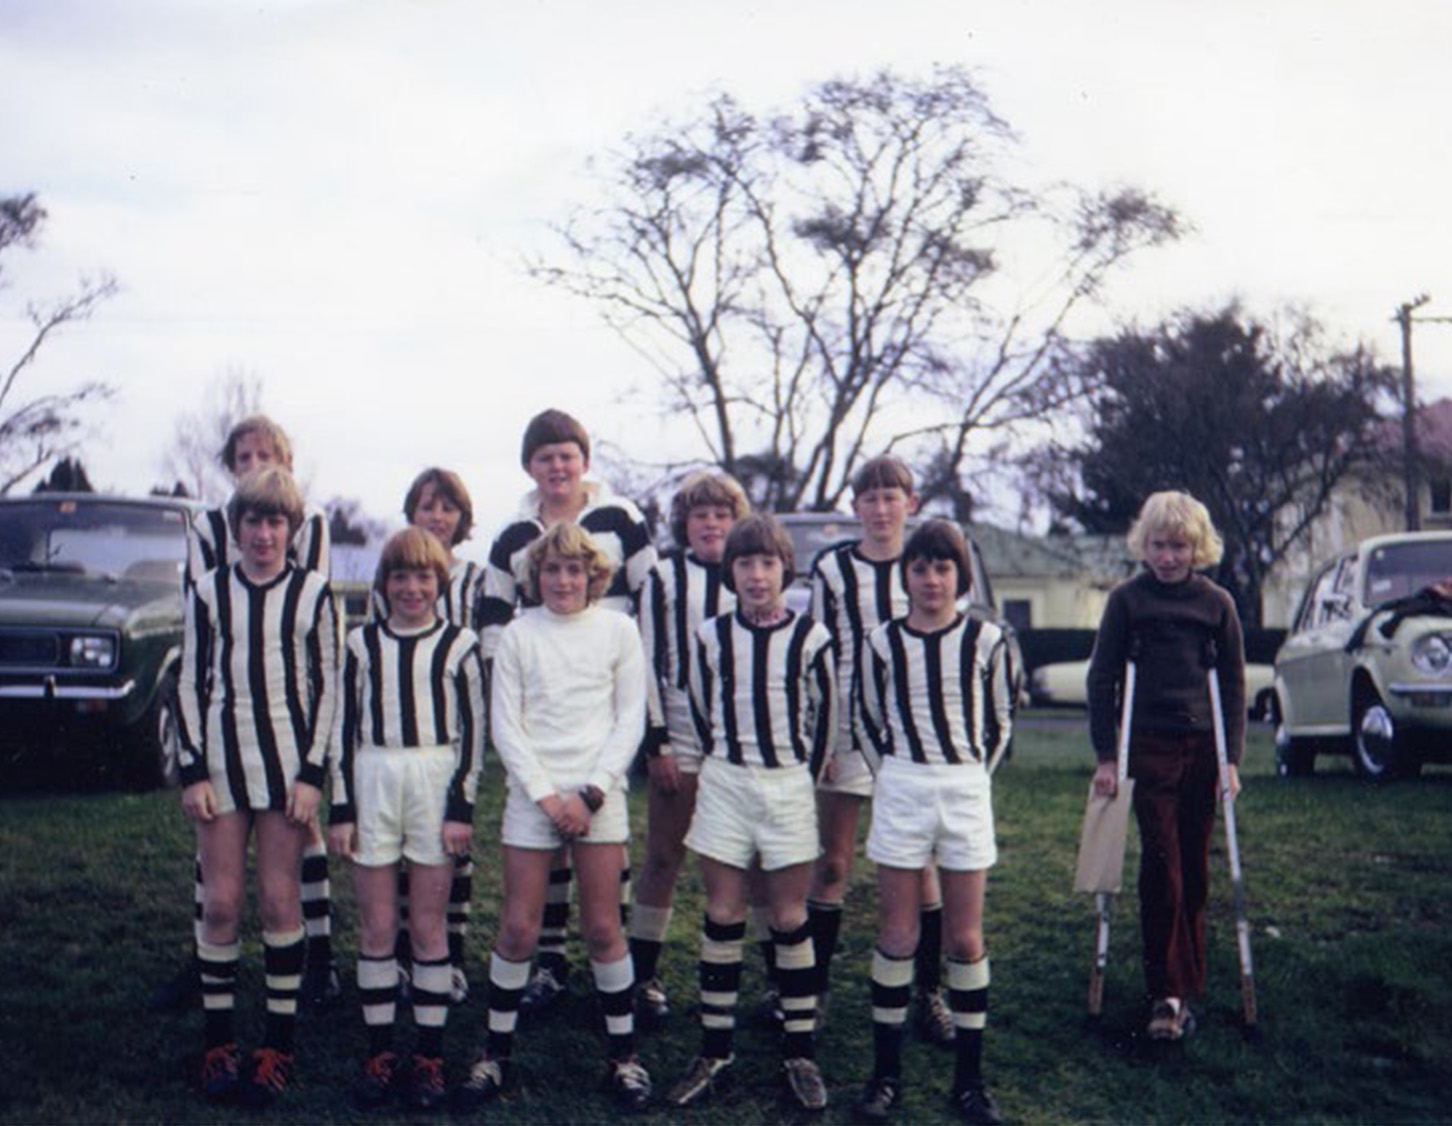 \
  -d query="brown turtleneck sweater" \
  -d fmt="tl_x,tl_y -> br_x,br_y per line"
1086,569 -> 1246,764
